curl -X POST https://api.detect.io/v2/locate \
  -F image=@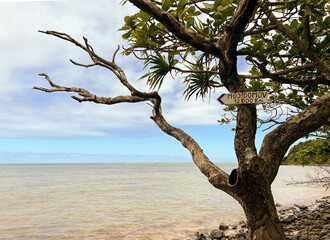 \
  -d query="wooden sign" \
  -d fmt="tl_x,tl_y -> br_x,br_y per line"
217,91 -> 268,105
